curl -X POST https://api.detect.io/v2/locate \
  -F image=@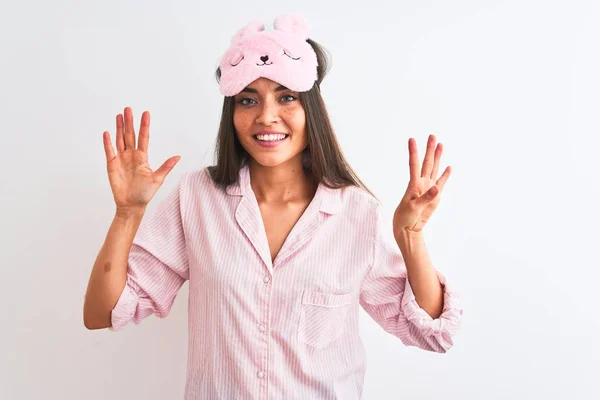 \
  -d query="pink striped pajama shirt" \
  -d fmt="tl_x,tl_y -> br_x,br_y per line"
109,163 -> 463,399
